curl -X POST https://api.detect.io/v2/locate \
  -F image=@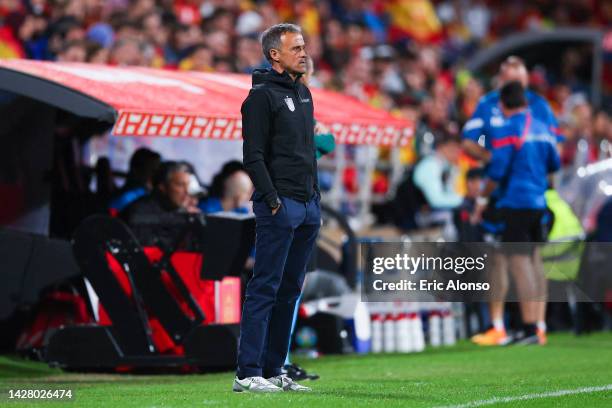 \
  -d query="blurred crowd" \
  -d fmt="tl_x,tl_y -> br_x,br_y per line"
3,1 -> 612,232
1,1 -> 610,167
